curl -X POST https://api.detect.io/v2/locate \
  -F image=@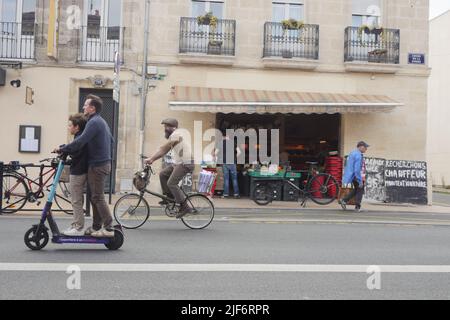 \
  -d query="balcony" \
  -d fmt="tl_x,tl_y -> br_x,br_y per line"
78,26 -> 123,64
344,26 -> 400,74
0,22 -> 36,60
178,17 -> 236,66
262,22 -> 319,70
